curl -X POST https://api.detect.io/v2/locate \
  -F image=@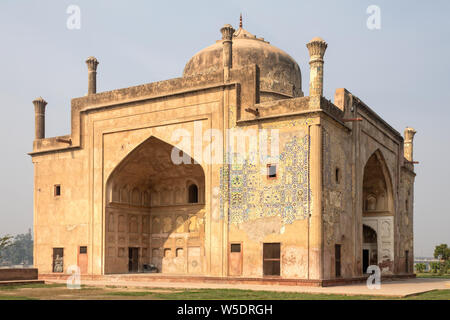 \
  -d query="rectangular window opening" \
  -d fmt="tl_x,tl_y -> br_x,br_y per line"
231,243 -> 241,253
54,185 -> 61,197
52,248 -> 64,273
79,246 -> 87,254
267,164 -> 277,179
